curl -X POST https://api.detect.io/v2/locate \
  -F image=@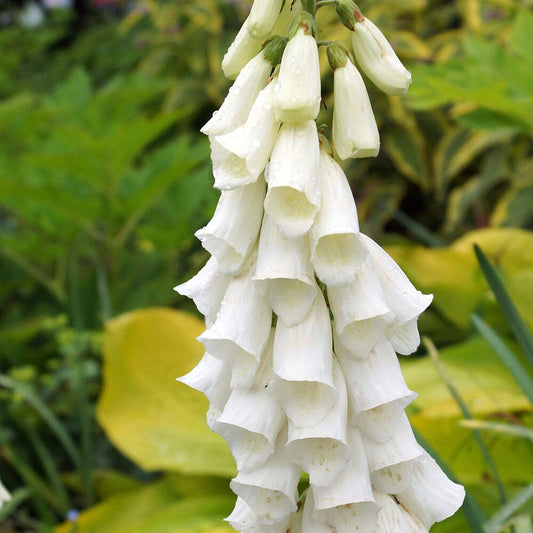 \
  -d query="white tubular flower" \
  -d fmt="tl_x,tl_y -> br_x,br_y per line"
313,427 -> 379,531
363,414 -> 424,475
336,338 -> 416,435
264,121 -> 321,238
285,358 -> 350,487
296,489 -> 337,533
274,14 -> 321,122
174,257 -> 230,324
374,491 -> 428,533
198,257 -> 272,389
226,497 -> 293,533
396,455 -> 466,529
253,214 -> 317,326
310,148 -> 368,286
248,0 -> 284,40
222,17 -> 263,80
214,333 -> 285,472
270,291 -> 336,427
362,235 -> 433,355
351,16 -> 412,96
216,80 -> 281,187
230,433 -> 301,526
203,52 -> 272,137
372,460 -> 418,496
328,43 -> 379,159
195,178 -> 265,275
177,353 -> 231,429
